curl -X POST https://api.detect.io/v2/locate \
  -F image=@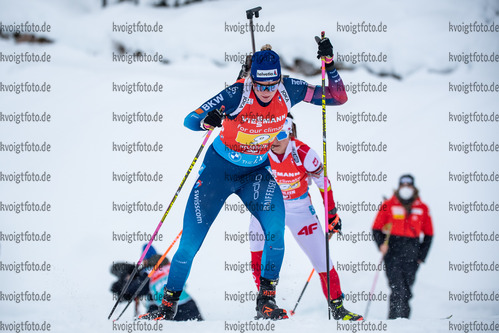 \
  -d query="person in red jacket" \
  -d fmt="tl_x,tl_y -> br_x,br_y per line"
372,174 -> 433,319
249,116 -> 363,321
